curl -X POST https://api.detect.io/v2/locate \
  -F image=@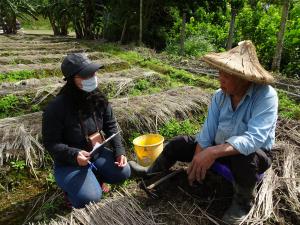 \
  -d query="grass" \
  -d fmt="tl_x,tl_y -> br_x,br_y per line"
159,117 -> 205,140
126,117 -> 206,151
82,42 -> 218,90
0,94 -> 41,119
19,16 -> 52,30
278,91 -> 300,120
0,70 -> 58,82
